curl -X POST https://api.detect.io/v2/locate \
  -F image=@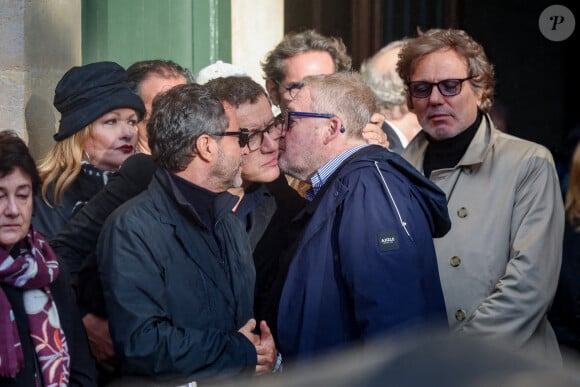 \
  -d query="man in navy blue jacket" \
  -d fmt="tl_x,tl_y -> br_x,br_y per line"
276,71 -> 451,360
